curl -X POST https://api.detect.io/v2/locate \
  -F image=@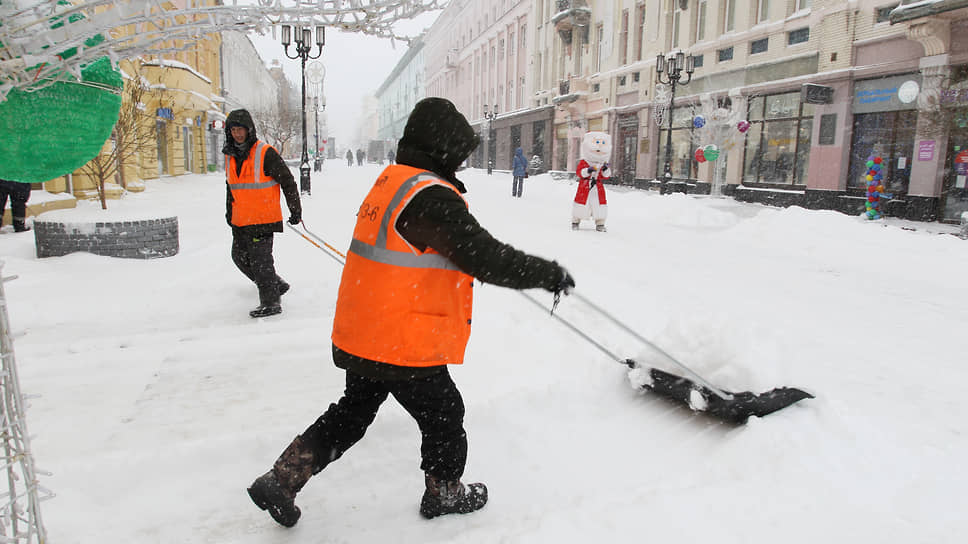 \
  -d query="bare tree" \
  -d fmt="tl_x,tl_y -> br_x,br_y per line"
78,67 -> 156,209
251,105 -> 302,157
